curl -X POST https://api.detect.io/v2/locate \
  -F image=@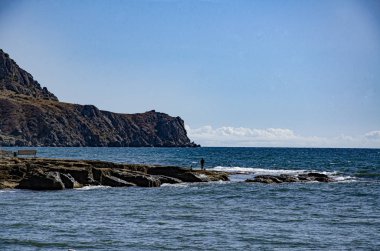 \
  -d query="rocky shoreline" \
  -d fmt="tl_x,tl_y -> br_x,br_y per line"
0,157 -> 229,190
0,157 -> 336,190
